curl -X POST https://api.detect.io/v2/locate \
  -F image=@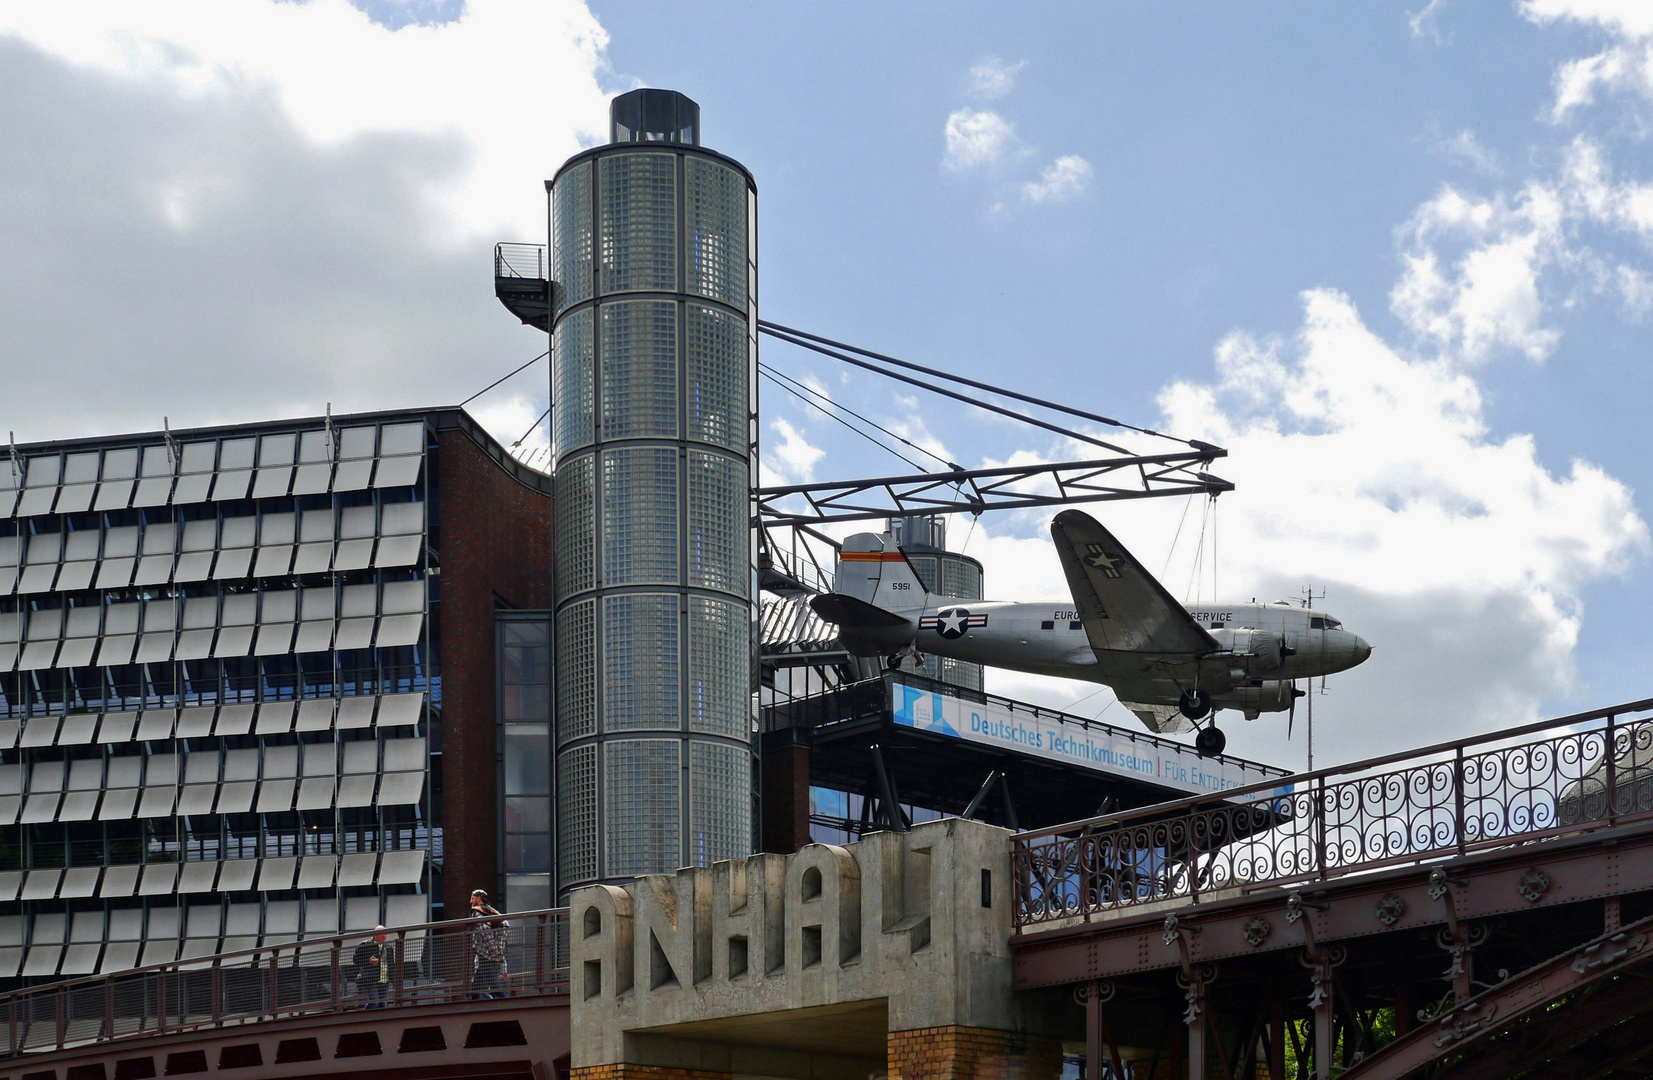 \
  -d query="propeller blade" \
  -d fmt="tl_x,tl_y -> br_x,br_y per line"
1288,680 -> 1299,739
